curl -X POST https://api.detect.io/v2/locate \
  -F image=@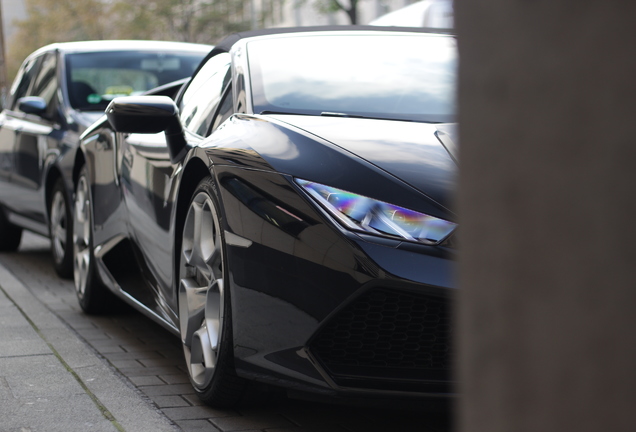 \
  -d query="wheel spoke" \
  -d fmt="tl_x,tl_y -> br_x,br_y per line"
55,225 -> 66,243
179,278 -> 207,346
205,279 -> 223,351
74,245 -> 90,295
75,188 -> 87,224
183,202 -> 205,270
